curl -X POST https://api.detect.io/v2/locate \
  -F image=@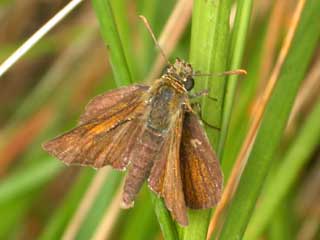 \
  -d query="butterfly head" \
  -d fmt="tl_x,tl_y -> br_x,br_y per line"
164,58 -> 194,91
